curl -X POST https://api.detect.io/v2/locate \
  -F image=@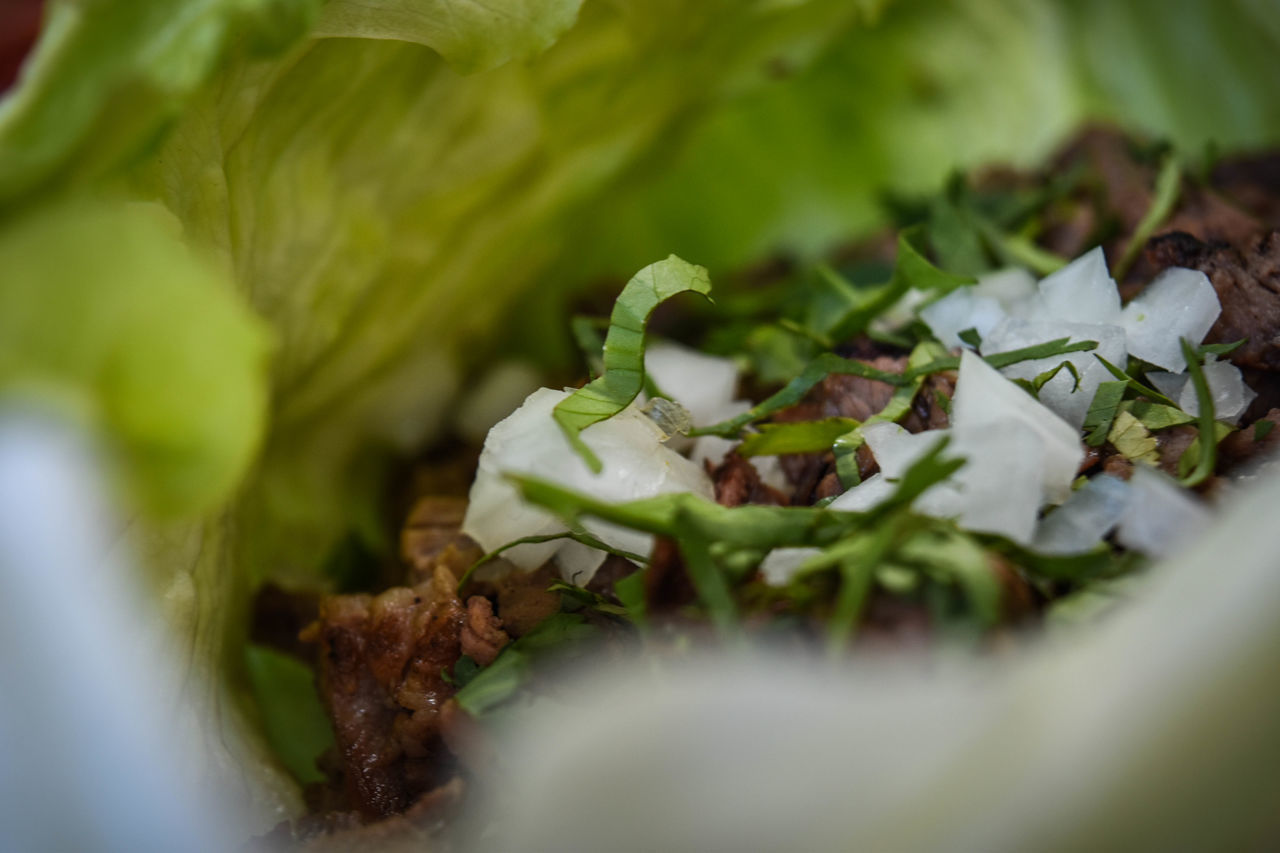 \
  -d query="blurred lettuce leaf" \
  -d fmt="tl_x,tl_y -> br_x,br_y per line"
0,198 -> 271,517
2,0 -> 1280,830
313,0 -> 584,72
